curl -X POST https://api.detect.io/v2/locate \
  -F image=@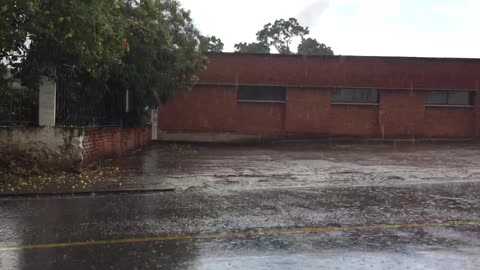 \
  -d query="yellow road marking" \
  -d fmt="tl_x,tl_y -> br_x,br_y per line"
1,220 -> 479,252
